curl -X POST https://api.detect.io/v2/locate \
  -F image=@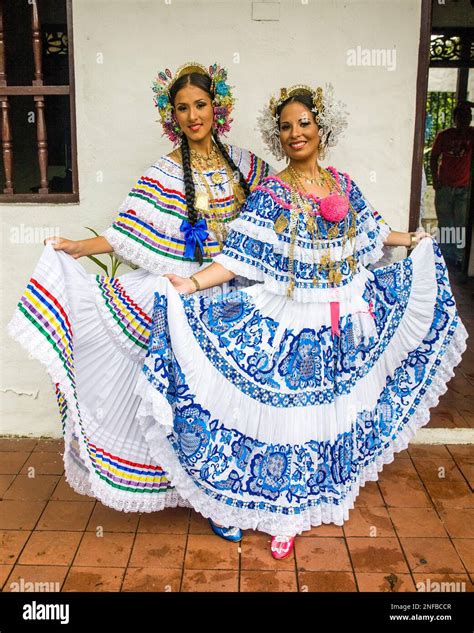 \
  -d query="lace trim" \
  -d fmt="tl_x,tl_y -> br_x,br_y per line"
101,146 -> 268,275
227,215 -> 390,265
101,226 -> 211,276
214,252 -> 375,303
7,304 -> 190,513
135,319 -> 467,536
359,221 -> 391,266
